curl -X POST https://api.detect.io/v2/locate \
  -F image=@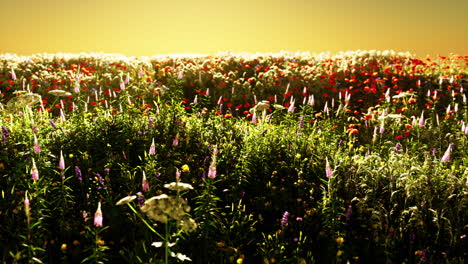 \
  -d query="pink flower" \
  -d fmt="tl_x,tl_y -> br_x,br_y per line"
59,150 -> 65,171
325,157 -> 333,179
287,101 -> 295,113
172,134 -> 179,147
94,202 -> 103,227
379,121 -> 385,134
31,158 -> 39,181
24,192 -> 30,219
11,68 -> 16,80
208,165 -> 217,179
251,112 -> 257,124
441,144 -> 453,163
149,138 -> 156,156
177,70 -> 184,80
142,171 -> 149,192
33,134 -> 41,154
418,111 -> 425,127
